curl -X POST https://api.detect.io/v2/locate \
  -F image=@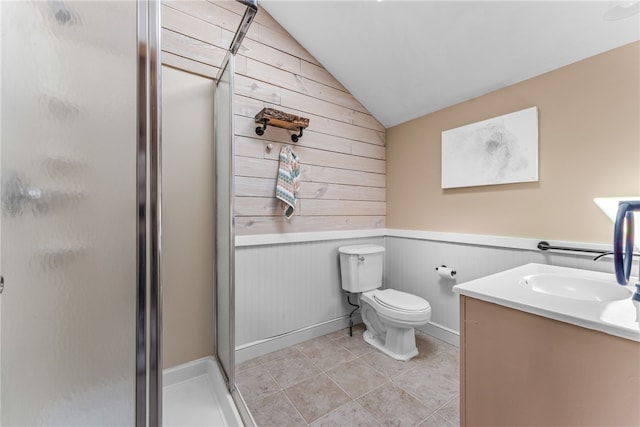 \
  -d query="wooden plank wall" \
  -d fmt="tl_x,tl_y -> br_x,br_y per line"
161,0 -> 386,235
